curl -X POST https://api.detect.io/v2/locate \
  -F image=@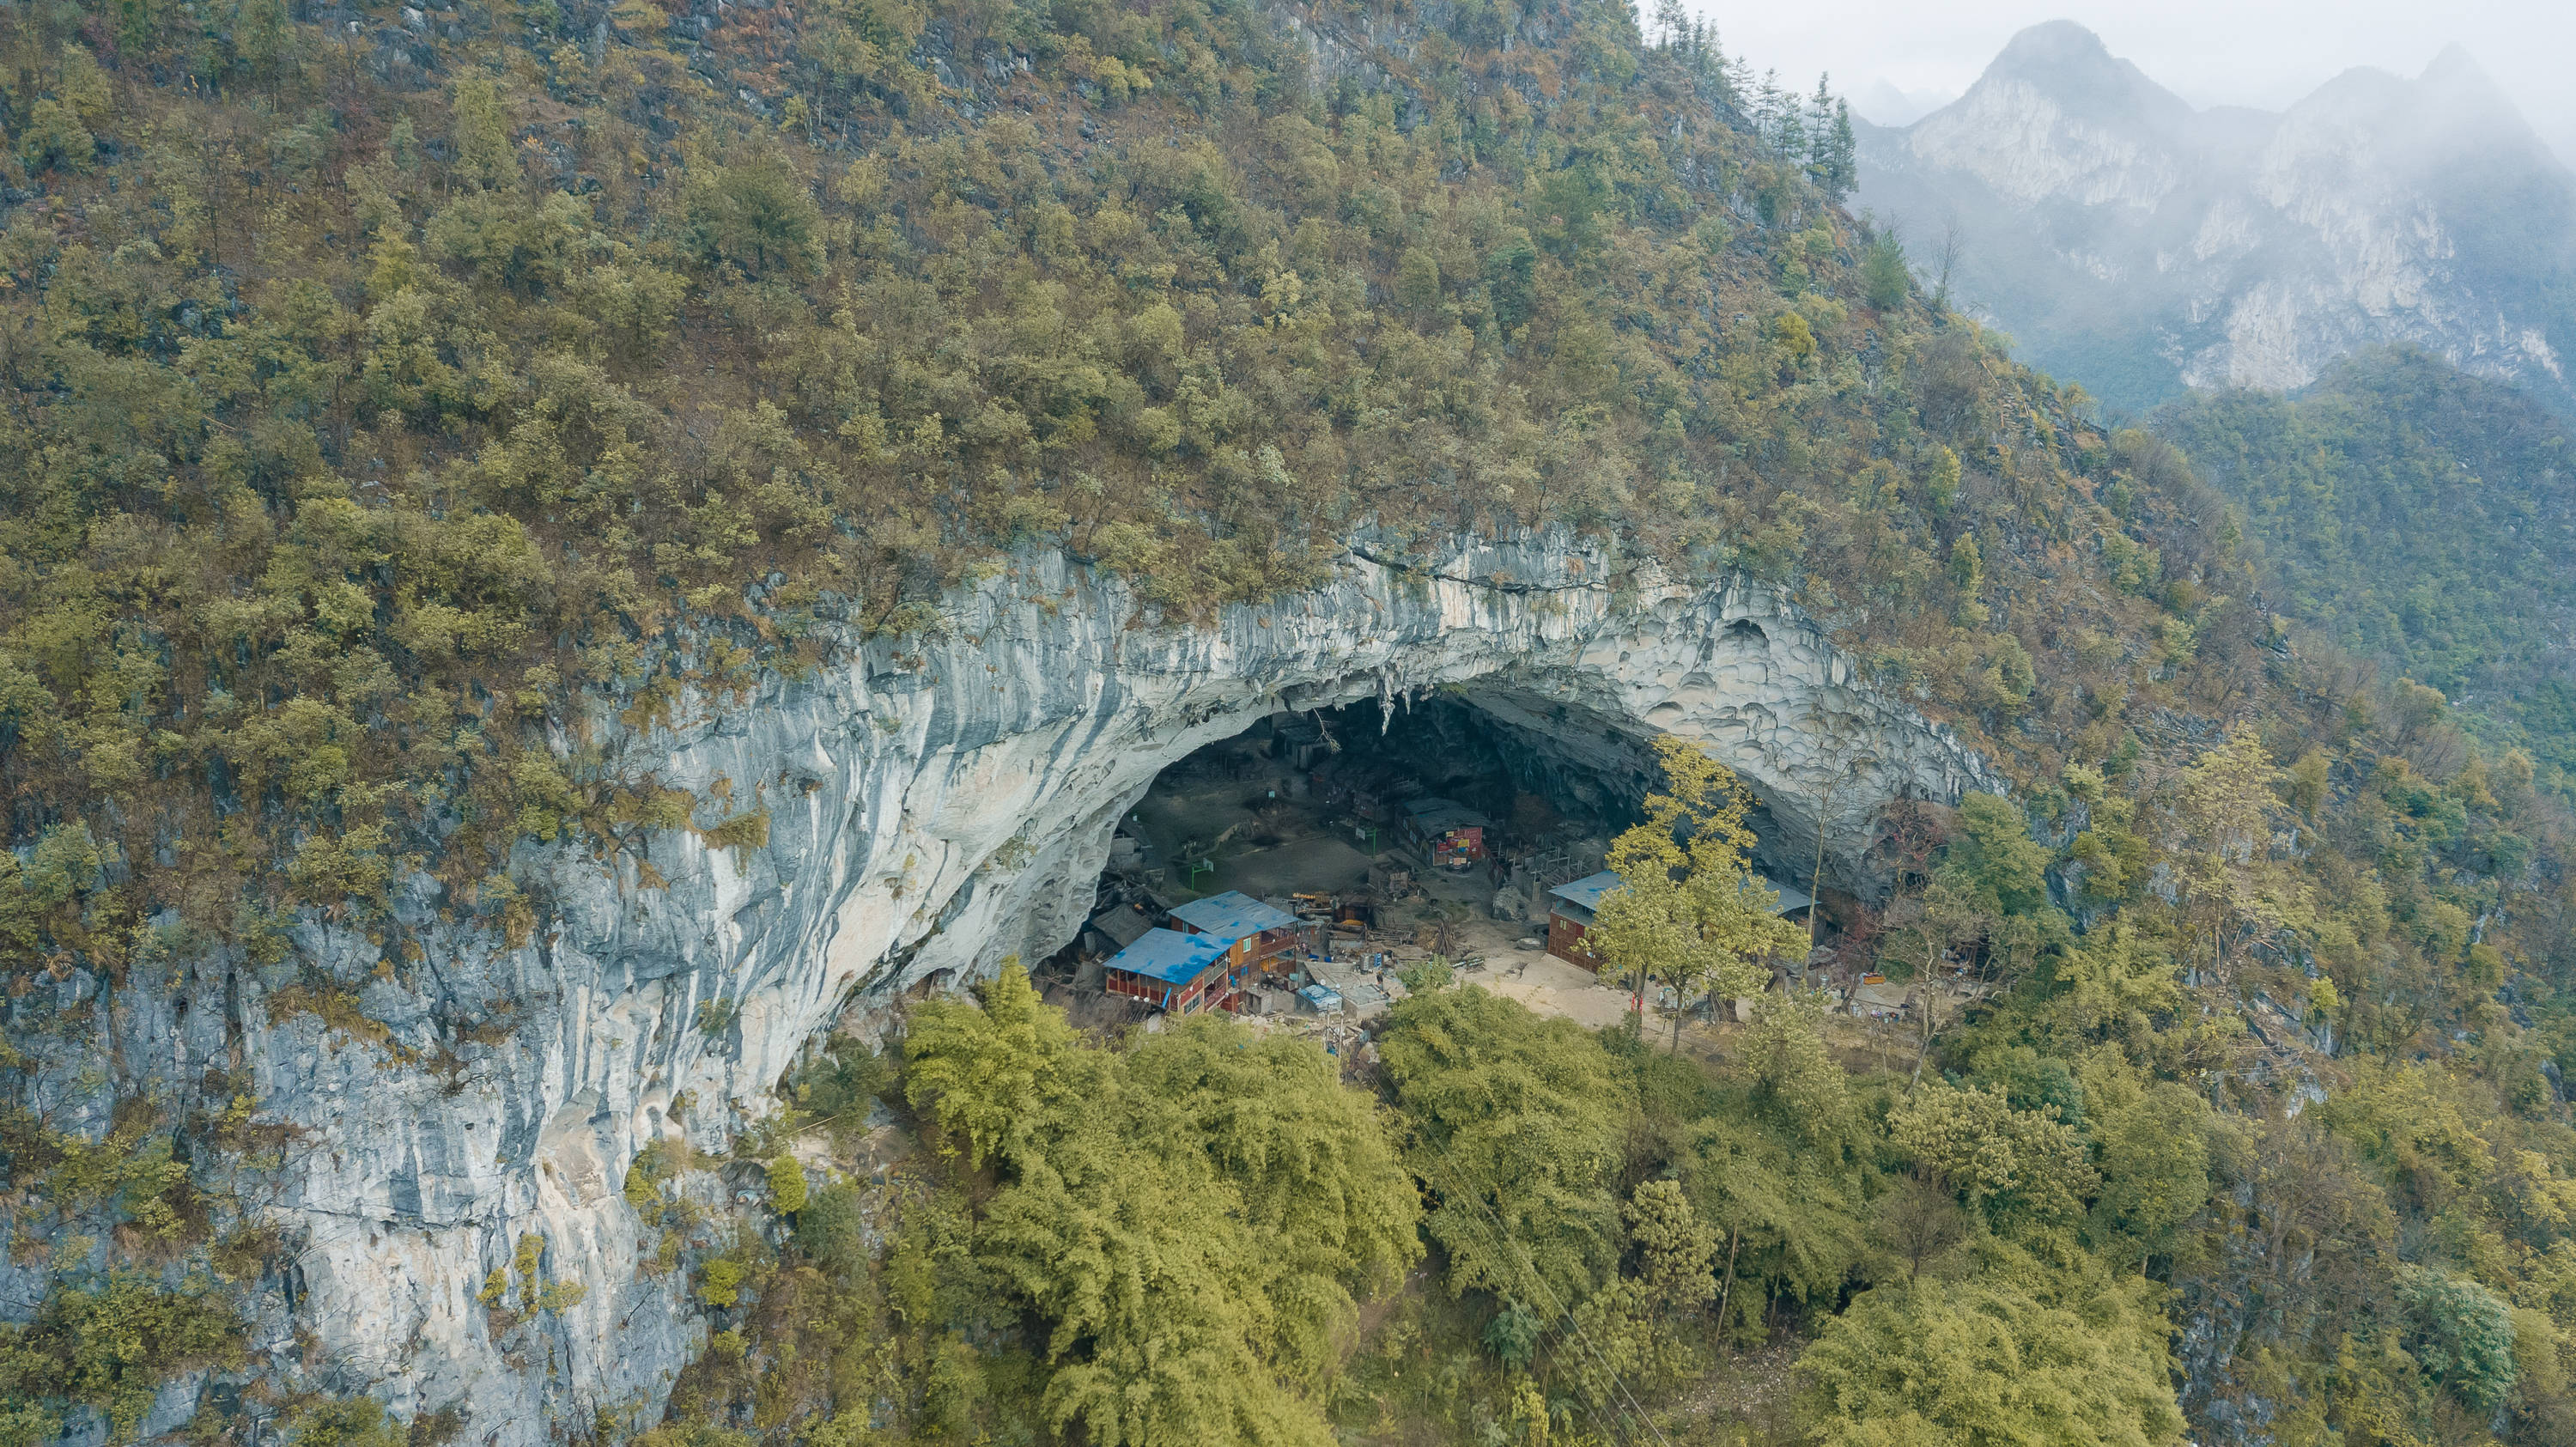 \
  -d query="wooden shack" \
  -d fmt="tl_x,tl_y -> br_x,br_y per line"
1546,870 -> 1621,968
1103,928 -> 1236,1014
1547,870 -> 1815,970
1168,890 -> 1303,974
1398,797 -> 1488,871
